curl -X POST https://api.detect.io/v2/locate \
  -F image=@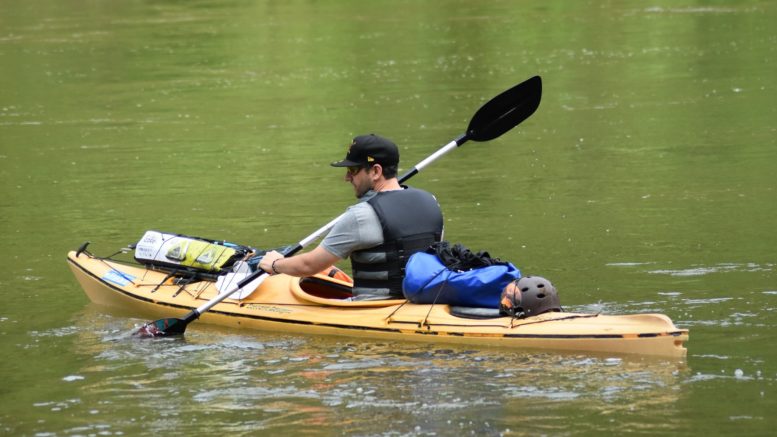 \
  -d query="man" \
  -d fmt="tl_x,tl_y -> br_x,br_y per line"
259,134 -> 444,299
